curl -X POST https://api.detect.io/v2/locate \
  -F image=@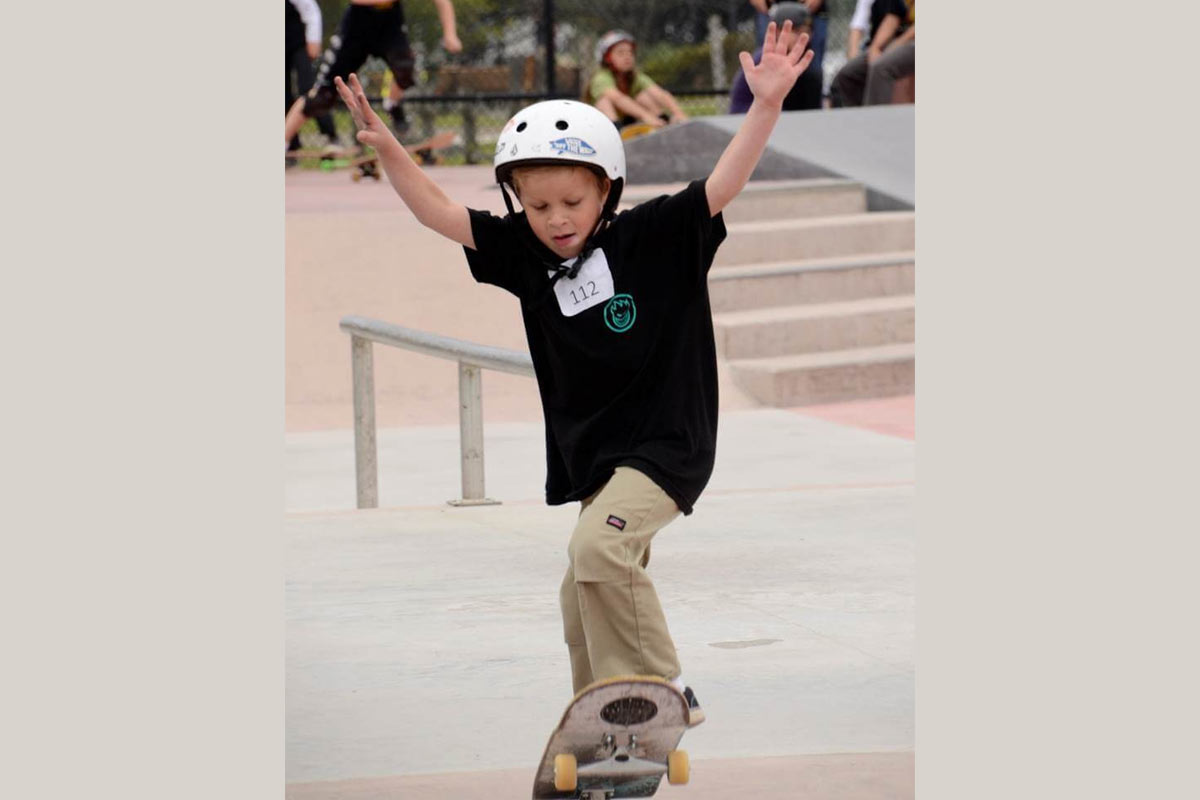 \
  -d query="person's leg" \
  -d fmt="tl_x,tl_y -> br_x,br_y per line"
284,8 -> 368,144
592,95 -> 620,123
287,46 -> 302,152
633,88 -> 667,120
560,489 -> 601,695
379,4 -> 416,137
830,53 -> 868,107
566,467 -> 682,684
559,564 -> 595,694
809,15 -> 829,76
292,47 -> 339,143
864,41 -> 915,105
